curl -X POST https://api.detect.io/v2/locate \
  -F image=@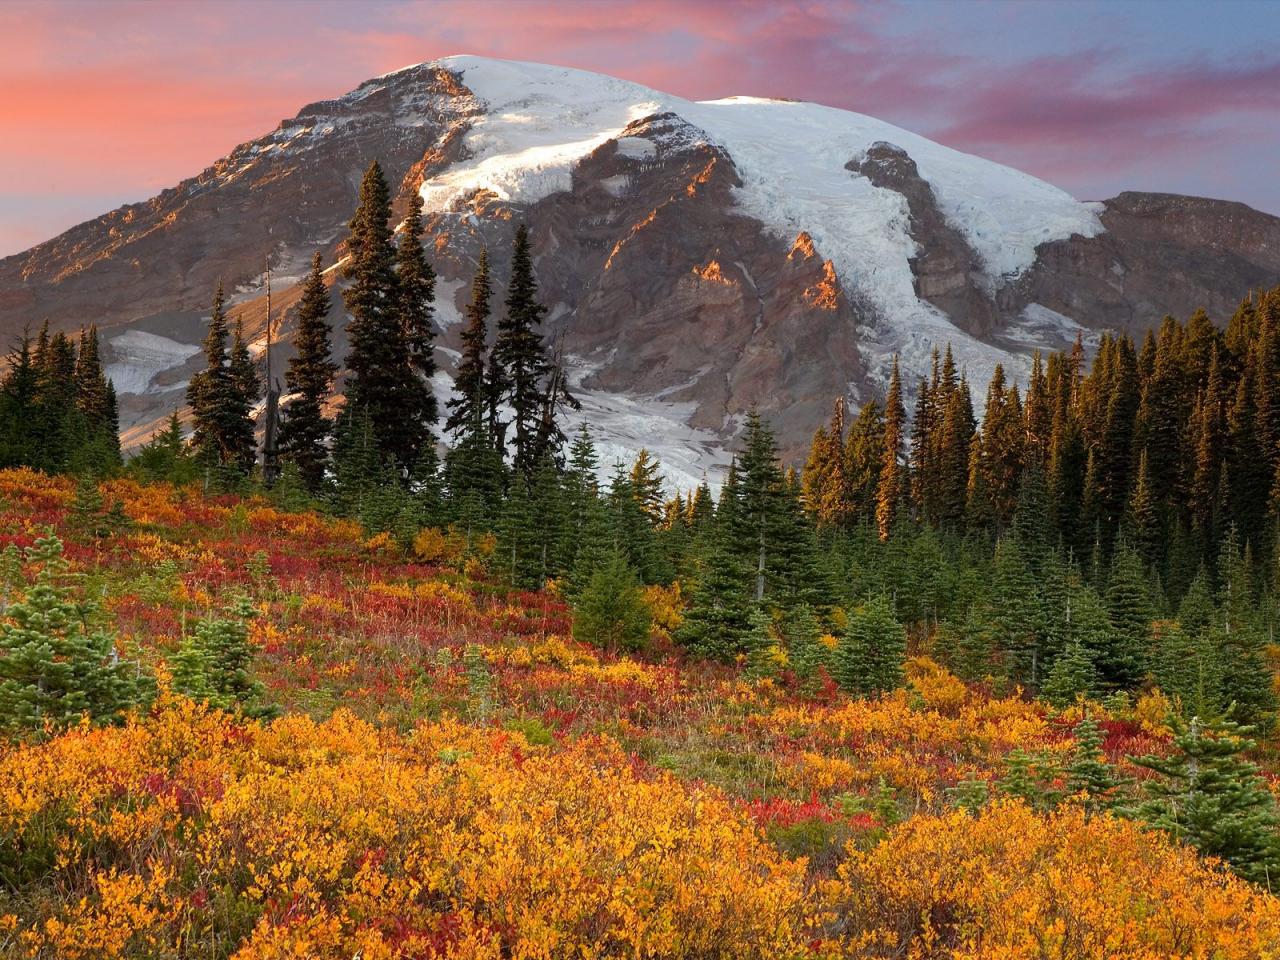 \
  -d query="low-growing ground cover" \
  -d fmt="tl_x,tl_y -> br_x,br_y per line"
0,469 -> 1275,958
